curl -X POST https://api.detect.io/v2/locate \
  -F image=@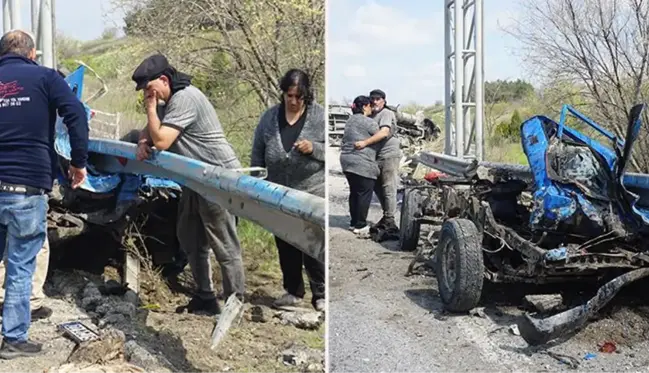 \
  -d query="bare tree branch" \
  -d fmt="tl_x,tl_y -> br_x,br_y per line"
109,0 -> 324,108
506,0 -> 649,171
